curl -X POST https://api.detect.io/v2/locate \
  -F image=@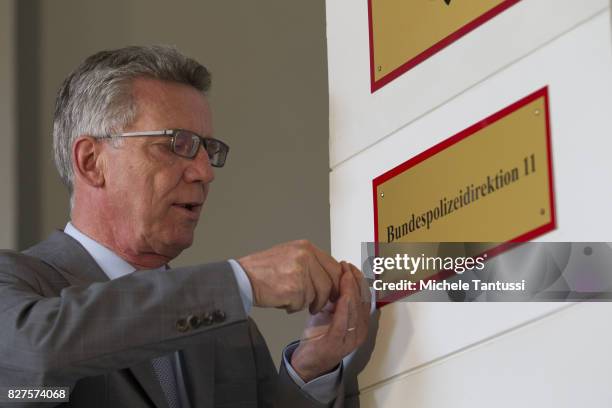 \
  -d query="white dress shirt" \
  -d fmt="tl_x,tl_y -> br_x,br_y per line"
64,222 -> 342,405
